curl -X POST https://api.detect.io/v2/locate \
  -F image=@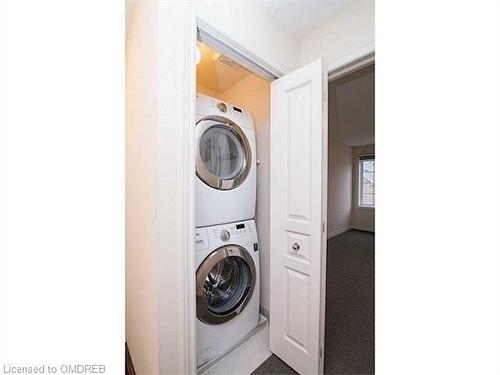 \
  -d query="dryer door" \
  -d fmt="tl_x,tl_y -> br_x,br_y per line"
196,245 -> 256,325
196,116 -> 251,190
